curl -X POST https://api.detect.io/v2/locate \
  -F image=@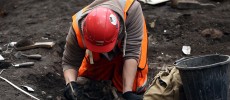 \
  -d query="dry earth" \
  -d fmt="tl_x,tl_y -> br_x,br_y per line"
0,0 -> 230,100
